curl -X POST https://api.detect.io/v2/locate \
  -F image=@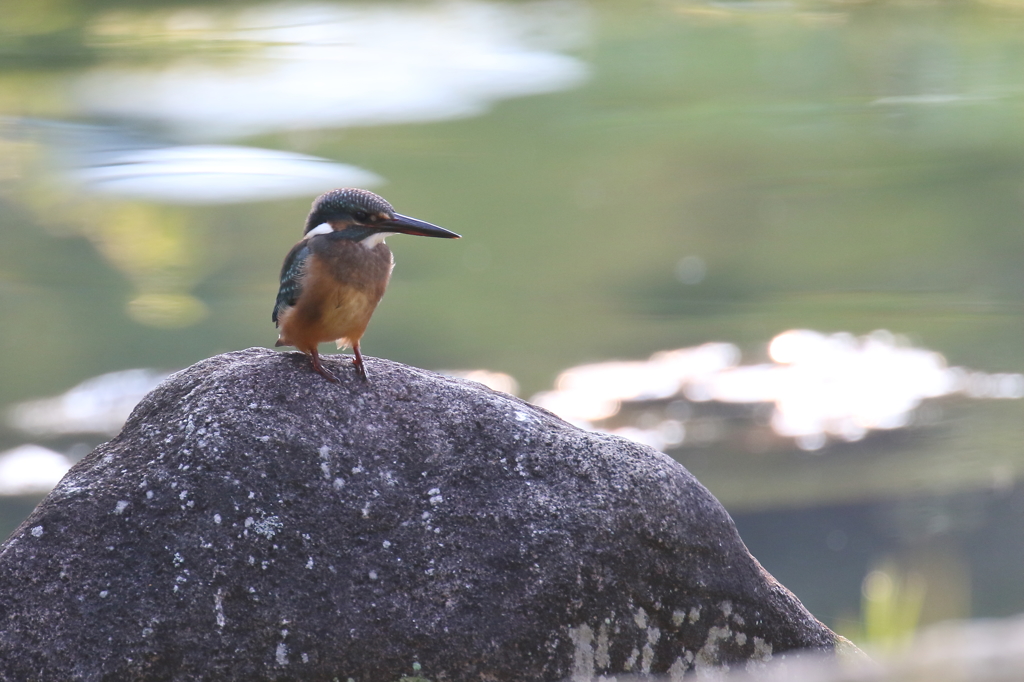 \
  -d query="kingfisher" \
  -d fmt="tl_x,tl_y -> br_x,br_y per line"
273,188 -> 460,383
